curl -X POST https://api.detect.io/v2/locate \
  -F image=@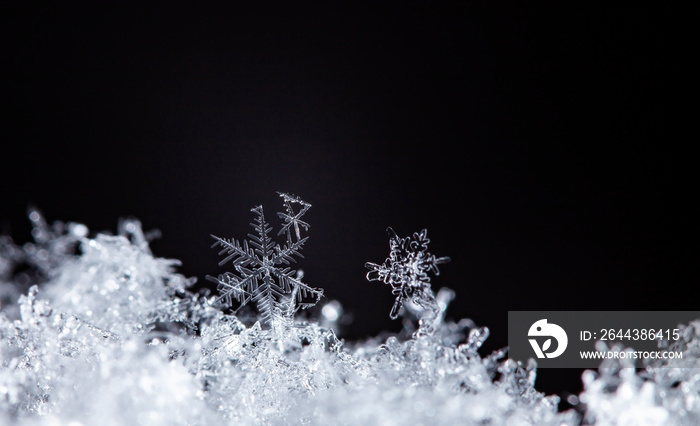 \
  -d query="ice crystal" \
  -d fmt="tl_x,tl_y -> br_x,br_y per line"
207,192 -> 323,327
39,219 -> 199,336
0,208 -> 88,318
0,286 -> 215,425
366,227 -> 450,337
